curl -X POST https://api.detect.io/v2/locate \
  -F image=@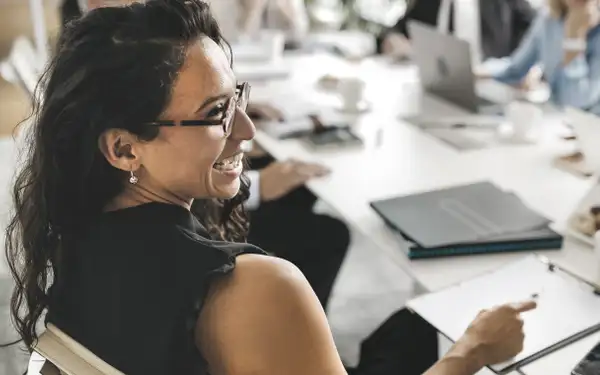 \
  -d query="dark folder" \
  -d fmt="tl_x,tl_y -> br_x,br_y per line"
370,182 -> 563,259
